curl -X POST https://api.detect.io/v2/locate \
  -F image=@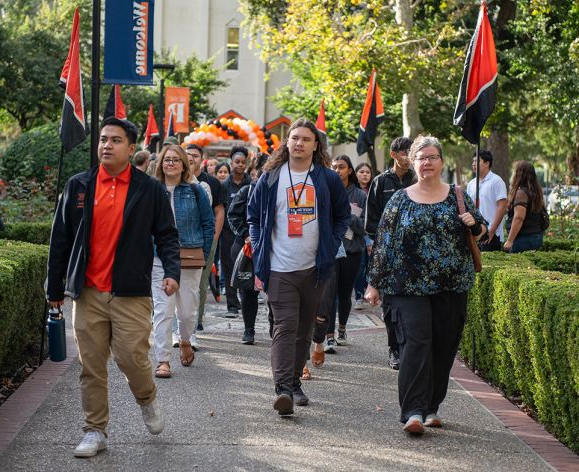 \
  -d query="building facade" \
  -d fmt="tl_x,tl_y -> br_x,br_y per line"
153,0 -> 292,138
